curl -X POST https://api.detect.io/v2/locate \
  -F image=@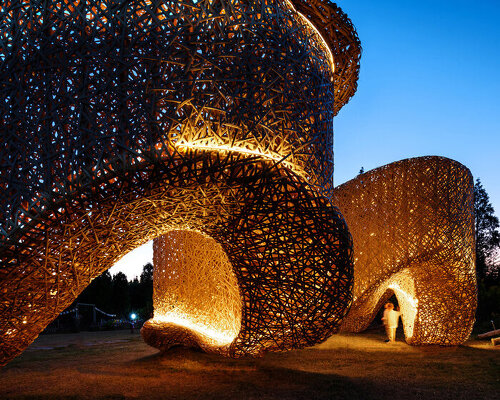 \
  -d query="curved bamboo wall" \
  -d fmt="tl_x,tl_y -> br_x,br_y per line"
143,230 -> 243,353
0,0 -> 360,364
333,156 -> 477,345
